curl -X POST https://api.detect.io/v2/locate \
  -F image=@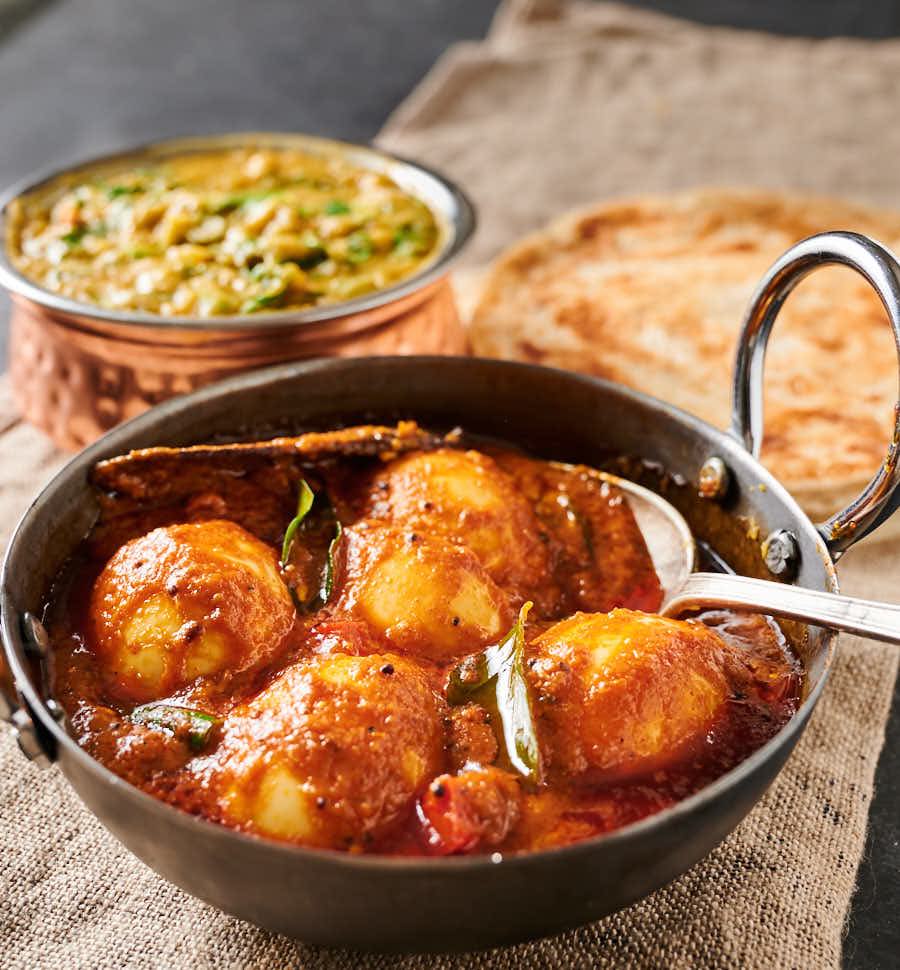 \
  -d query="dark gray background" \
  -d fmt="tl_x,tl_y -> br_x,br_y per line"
0,2 -> 896,967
